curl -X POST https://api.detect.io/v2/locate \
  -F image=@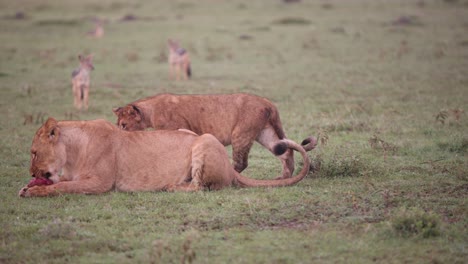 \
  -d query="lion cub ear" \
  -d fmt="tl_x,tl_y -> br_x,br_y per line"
44,117 -> 60,142
131,105 -> 142,122
112,107 -> 122,116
